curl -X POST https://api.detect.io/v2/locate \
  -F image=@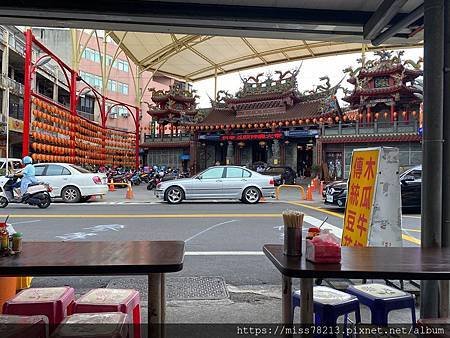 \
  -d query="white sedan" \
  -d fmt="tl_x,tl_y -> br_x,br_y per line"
34,163 -> 108,203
